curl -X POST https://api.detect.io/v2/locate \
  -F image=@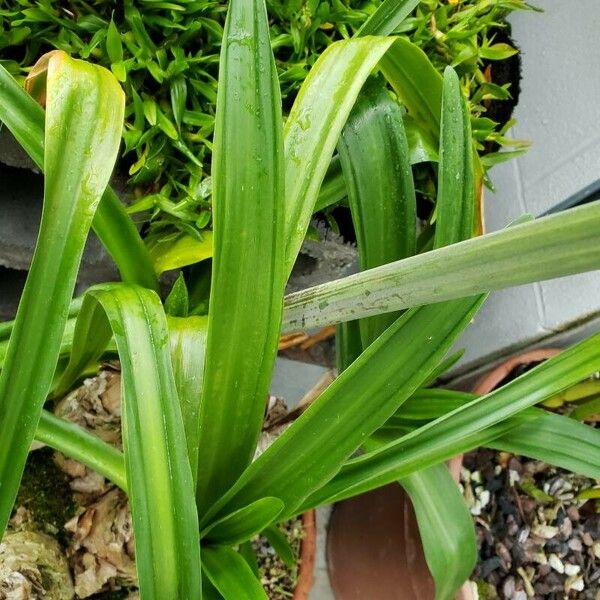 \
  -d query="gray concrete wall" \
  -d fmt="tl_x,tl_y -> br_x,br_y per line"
450,0 -> 600,380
